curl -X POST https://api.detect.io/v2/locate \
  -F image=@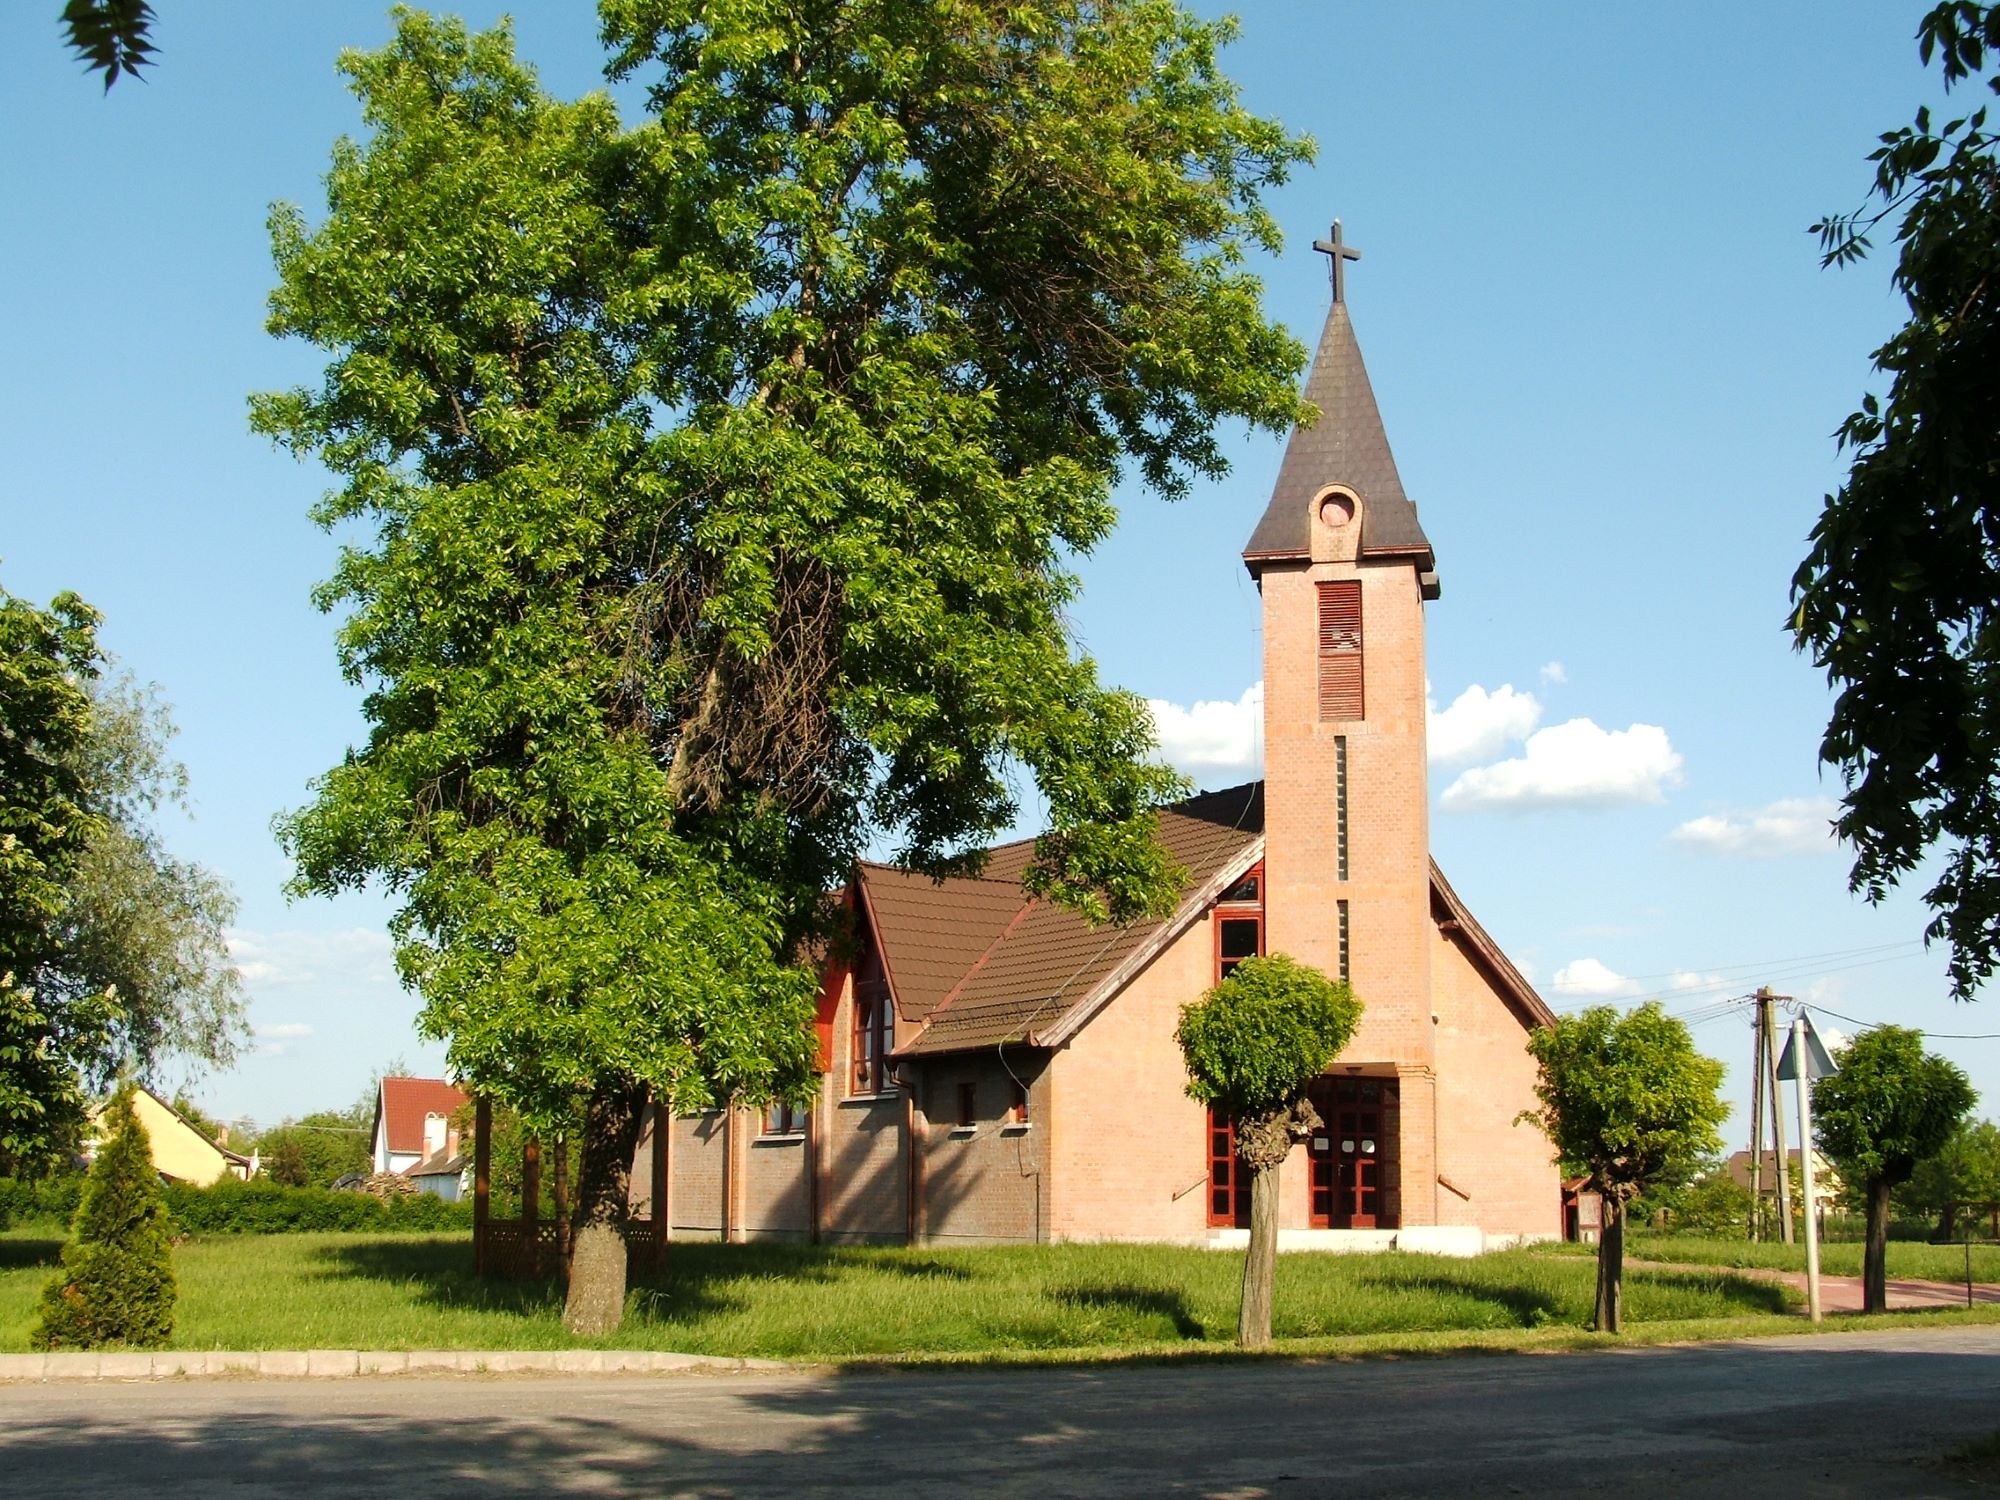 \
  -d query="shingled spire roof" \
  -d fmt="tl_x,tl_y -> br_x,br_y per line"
1241,286 -> 1437,594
